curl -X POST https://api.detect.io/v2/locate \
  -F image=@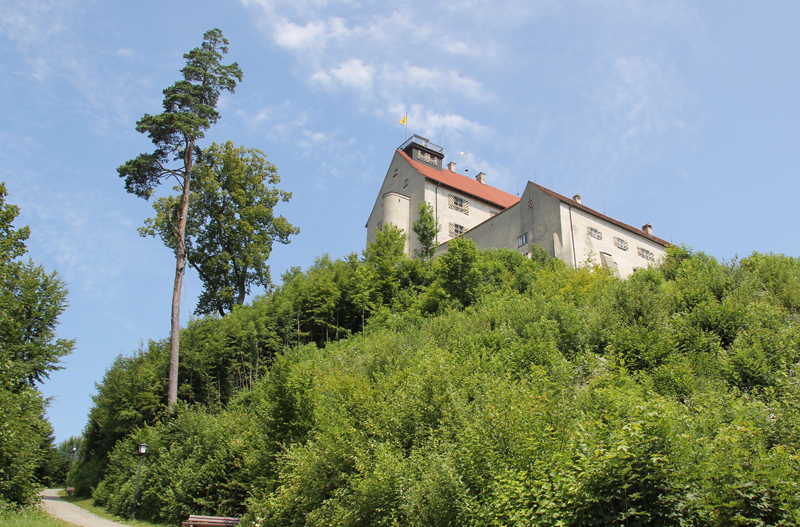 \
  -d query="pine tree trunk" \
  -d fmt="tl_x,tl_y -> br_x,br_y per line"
167,142 -> 193,412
